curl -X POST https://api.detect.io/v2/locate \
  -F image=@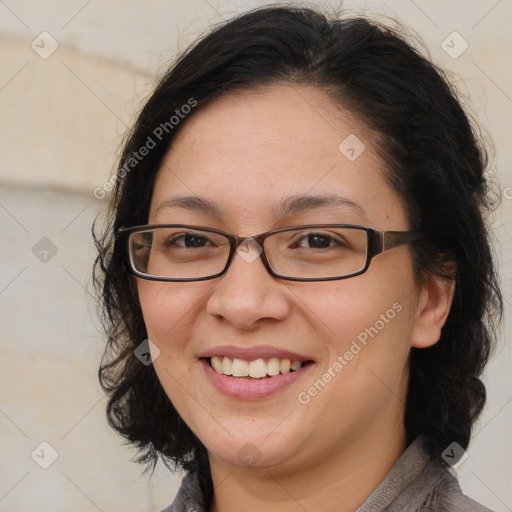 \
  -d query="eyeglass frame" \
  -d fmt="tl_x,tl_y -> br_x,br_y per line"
115,223 -> 425,282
